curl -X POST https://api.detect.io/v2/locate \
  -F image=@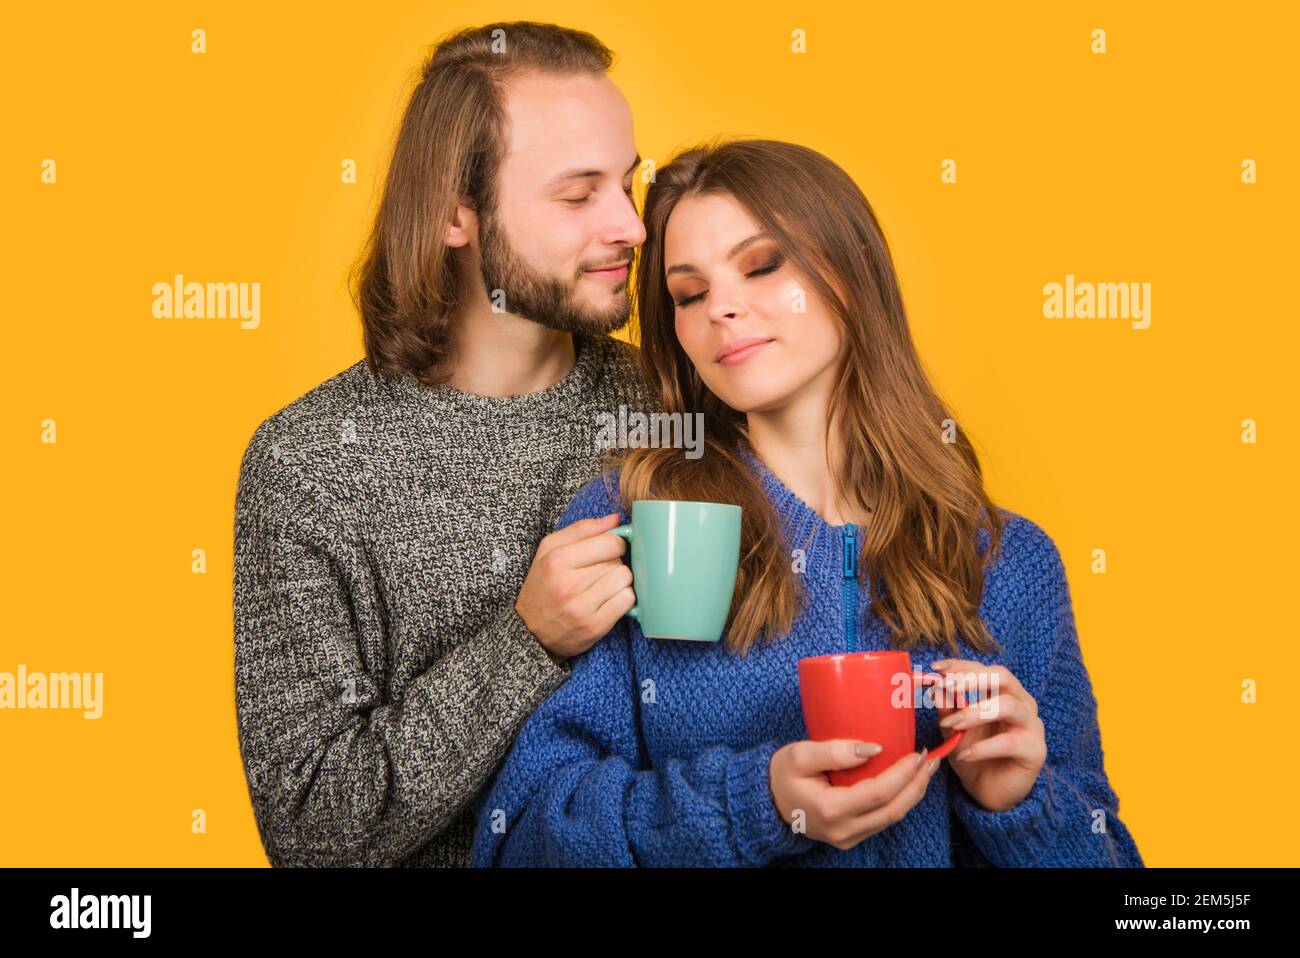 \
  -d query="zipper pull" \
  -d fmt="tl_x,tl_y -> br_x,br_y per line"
842,524 -> 857,577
